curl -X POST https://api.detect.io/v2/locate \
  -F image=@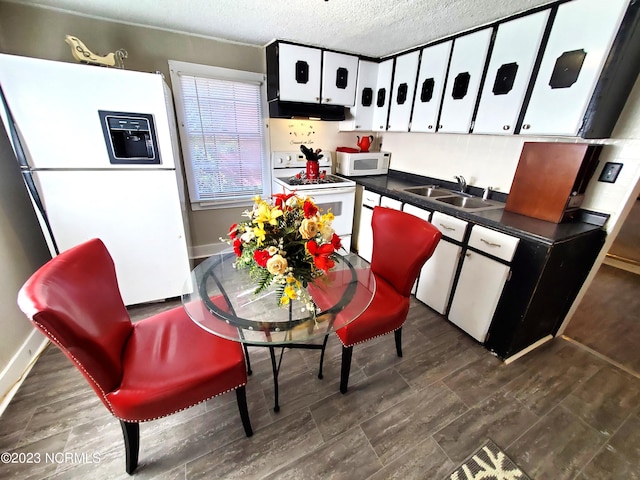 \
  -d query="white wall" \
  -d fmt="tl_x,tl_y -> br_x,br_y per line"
0,126 -> 51,411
